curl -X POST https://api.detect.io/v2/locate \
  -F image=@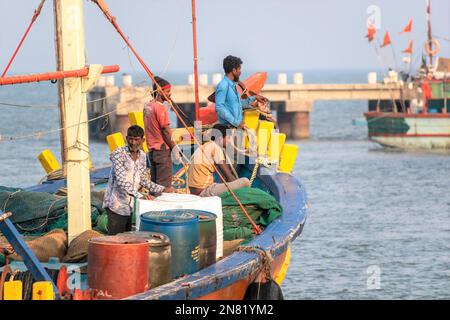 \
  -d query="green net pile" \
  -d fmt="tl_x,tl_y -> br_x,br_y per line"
220,187 -> 282,242
0,186 -> 105,237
